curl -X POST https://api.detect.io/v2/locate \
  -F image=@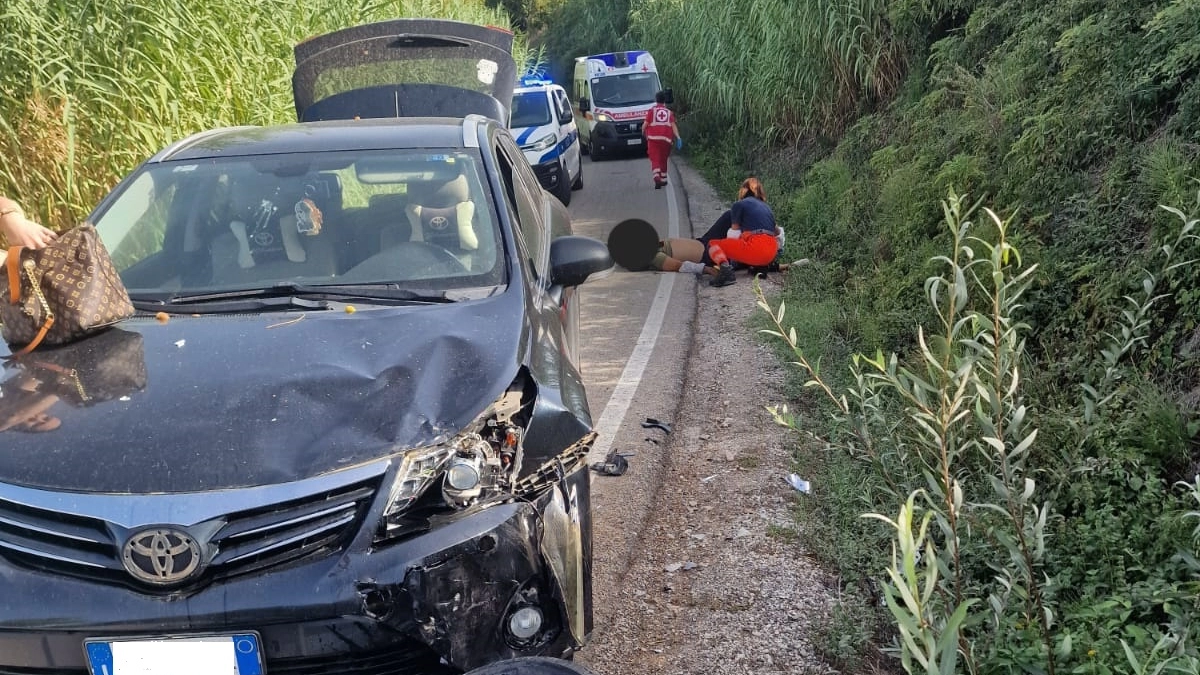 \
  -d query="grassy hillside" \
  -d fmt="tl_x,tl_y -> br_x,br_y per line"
0,0 -> 525,235
532,0 -> 1200,671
